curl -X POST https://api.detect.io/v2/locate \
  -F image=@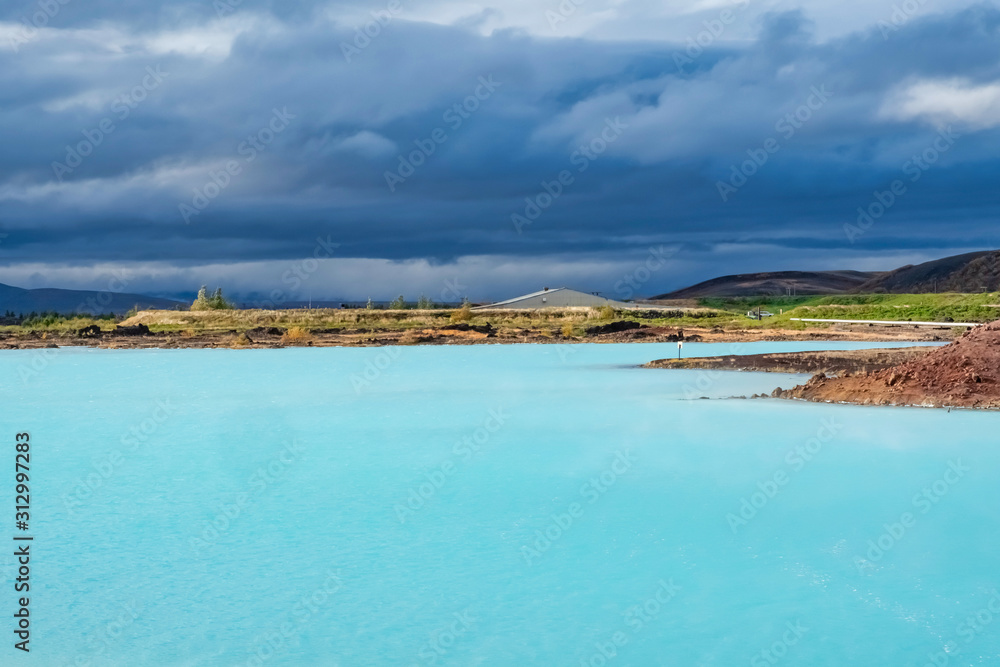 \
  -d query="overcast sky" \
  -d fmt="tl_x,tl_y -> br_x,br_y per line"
1,0 -> 999,301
